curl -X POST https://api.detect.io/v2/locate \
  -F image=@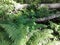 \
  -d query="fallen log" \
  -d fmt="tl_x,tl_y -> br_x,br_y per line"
39,3 -> 60,9
13,2 -> 60,10
14,3 -> 60,9
36,13 -> 60,22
